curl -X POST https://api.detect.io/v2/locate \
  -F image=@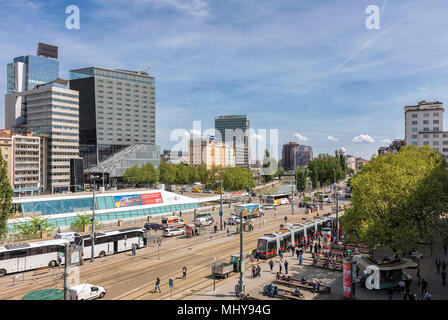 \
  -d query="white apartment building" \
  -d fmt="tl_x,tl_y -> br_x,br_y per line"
404,101 -> 448,158
189,139 -> 236,169
345,155 -> 356,172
